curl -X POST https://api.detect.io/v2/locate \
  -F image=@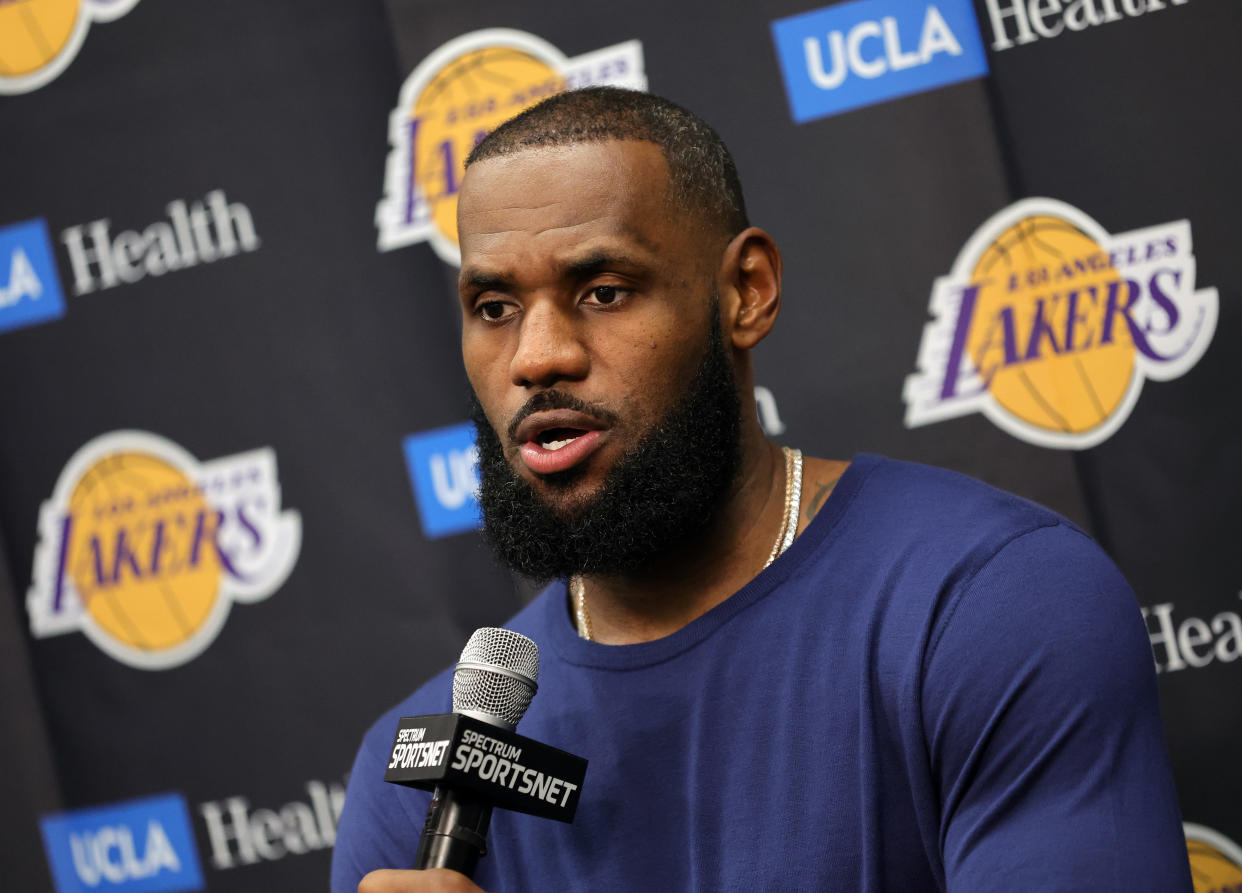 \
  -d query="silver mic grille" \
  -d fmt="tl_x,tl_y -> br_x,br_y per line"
452,627 -> 539,730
